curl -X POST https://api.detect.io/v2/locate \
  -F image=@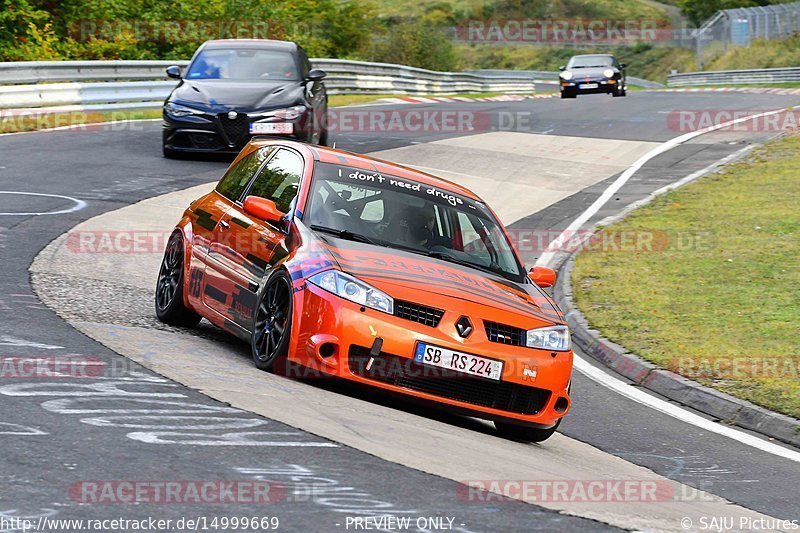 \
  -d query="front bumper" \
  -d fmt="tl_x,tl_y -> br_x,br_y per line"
162,110 -> 312,154
289,283 -> 573,429
561,78 -> 620,94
